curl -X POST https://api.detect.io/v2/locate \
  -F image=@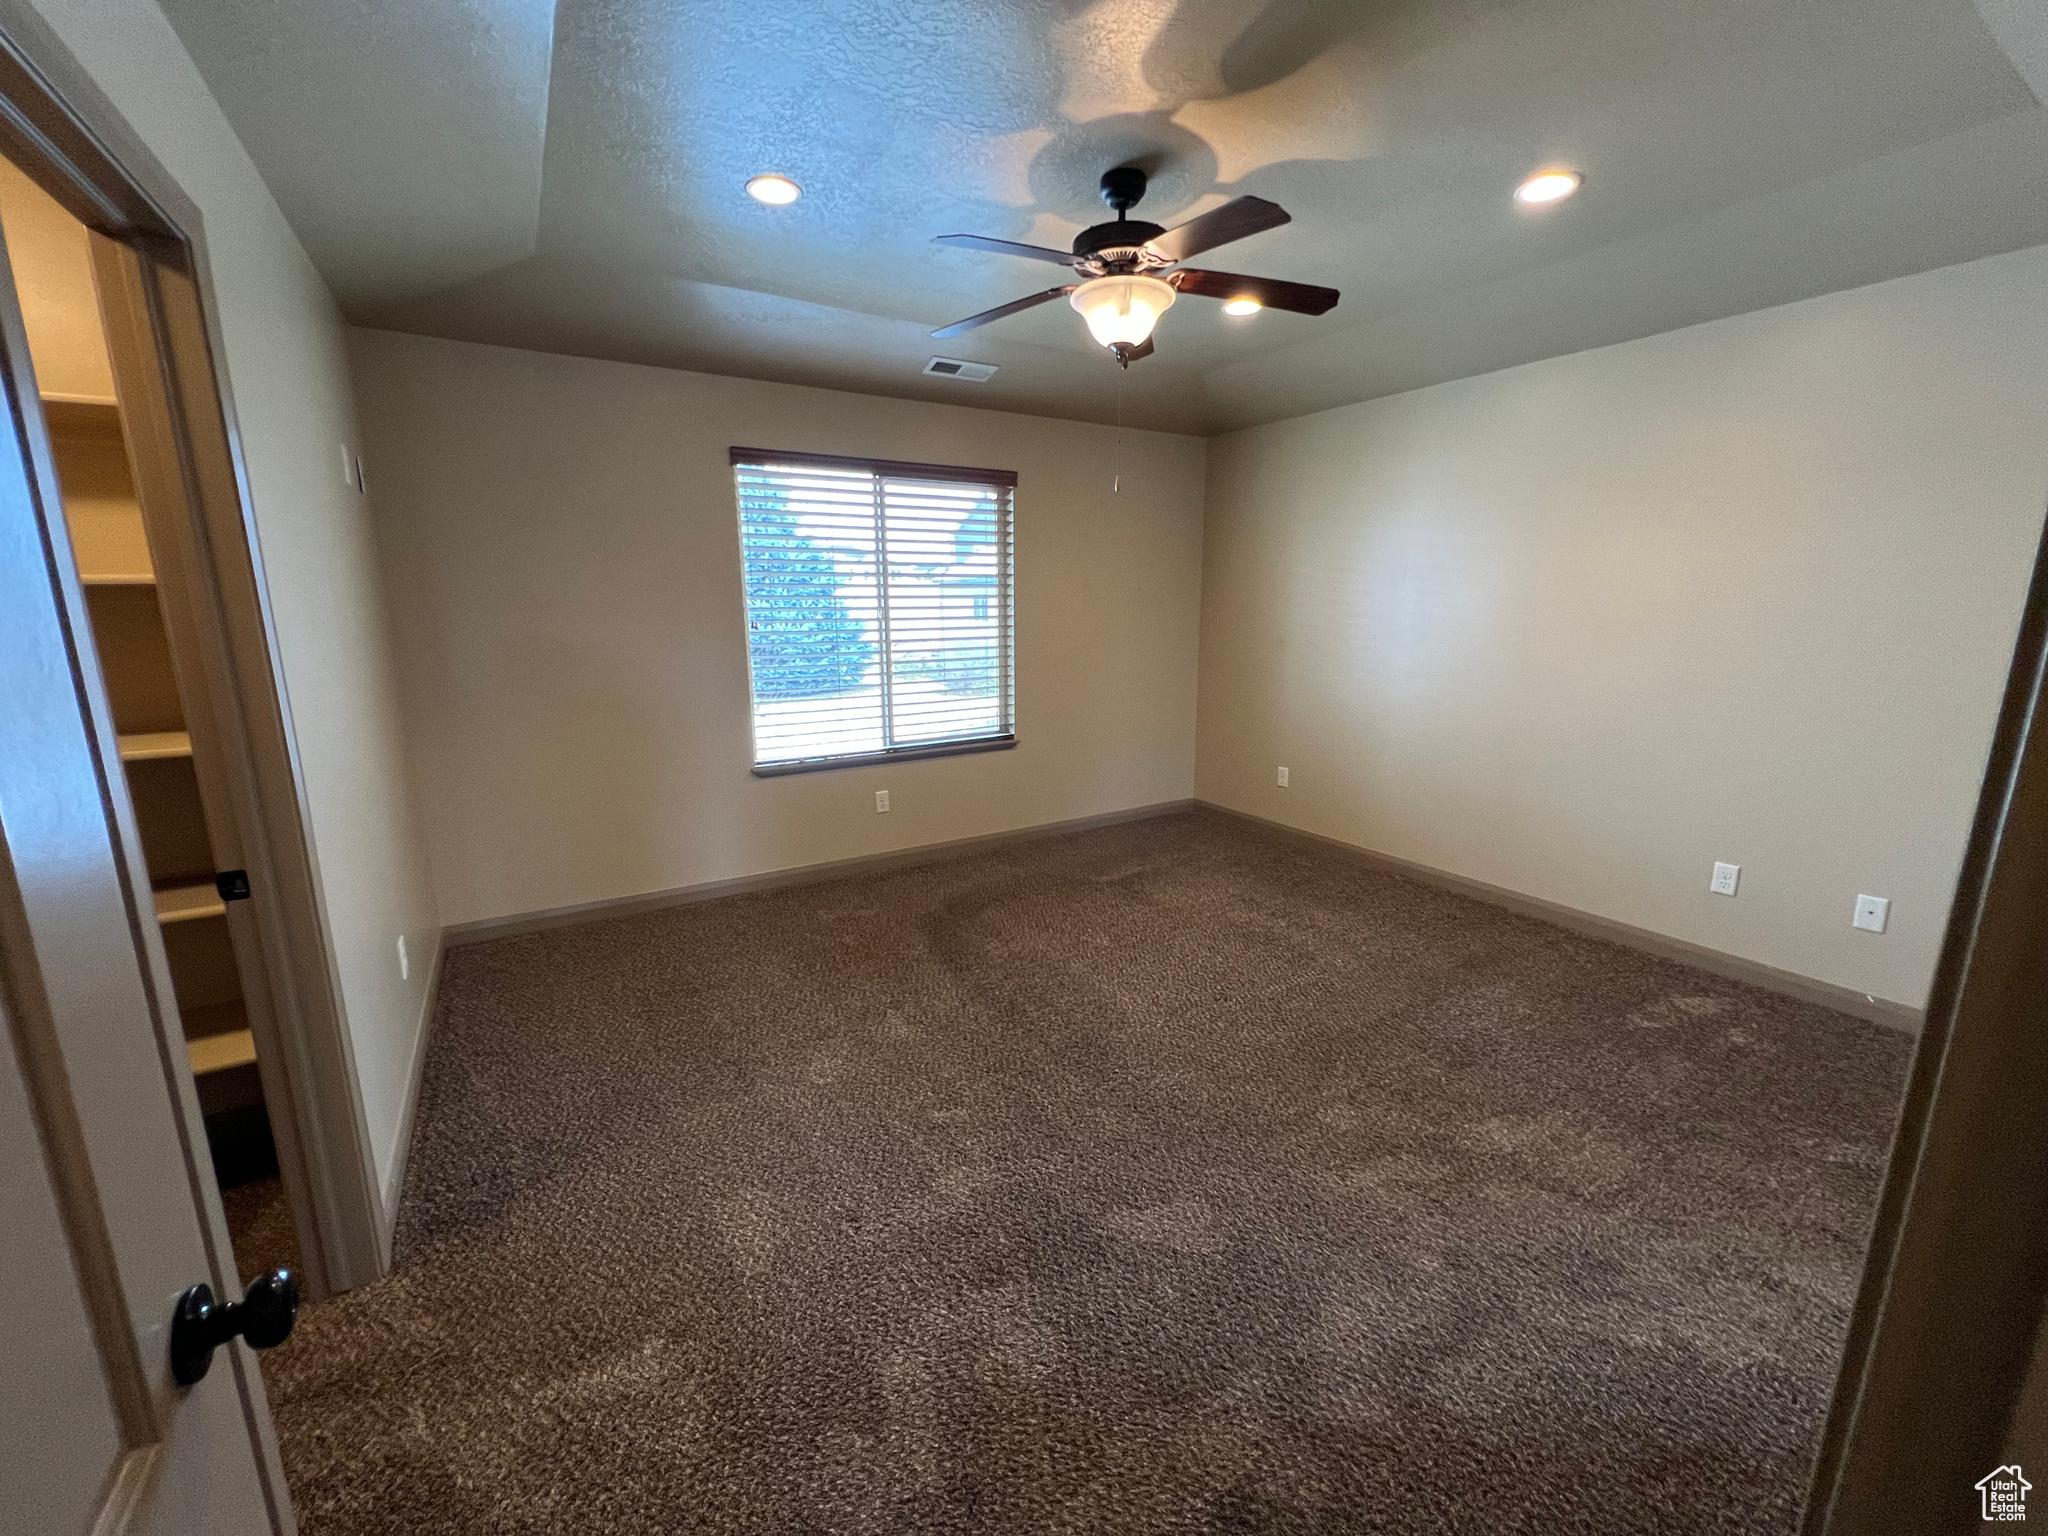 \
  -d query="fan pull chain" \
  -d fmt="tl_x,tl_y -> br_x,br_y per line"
1114,365 -> 1126,494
